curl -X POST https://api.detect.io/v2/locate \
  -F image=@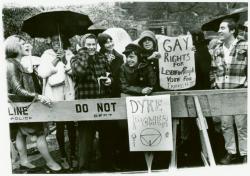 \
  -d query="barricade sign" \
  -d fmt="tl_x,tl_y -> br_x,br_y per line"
126,95 -> 173,151
158,35 -> 196,90
8,98 -> 126,122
